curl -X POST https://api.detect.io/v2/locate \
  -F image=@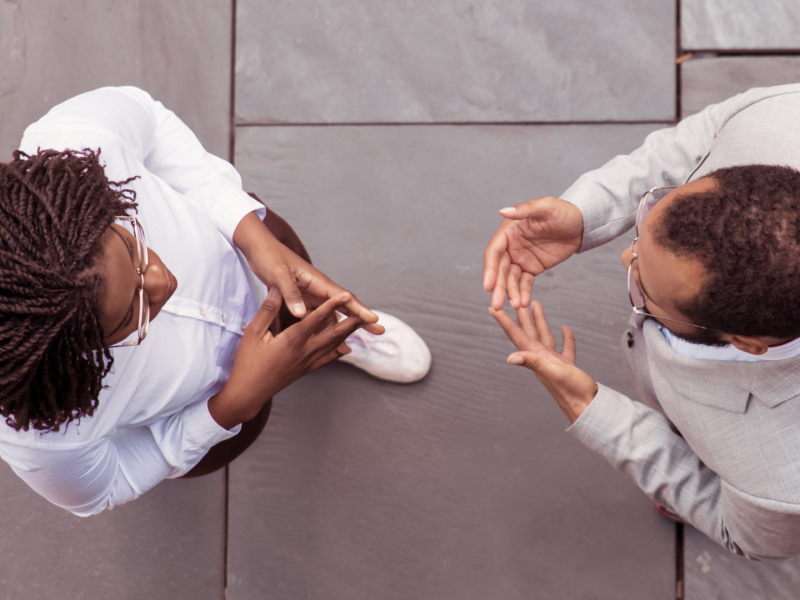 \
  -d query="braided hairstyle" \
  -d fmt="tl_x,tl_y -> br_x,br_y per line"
0,148 -> 137,432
